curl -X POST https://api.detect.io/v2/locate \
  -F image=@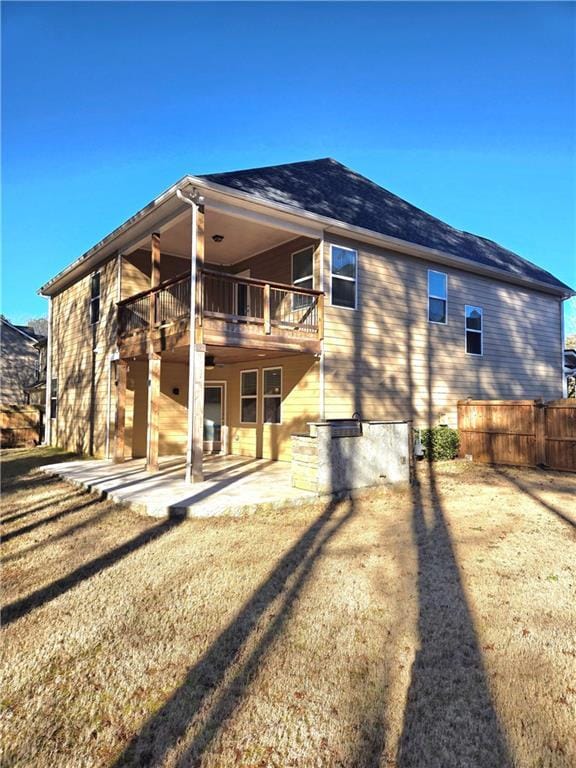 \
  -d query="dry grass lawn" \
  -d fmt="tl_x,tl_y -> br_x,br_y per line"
1,447 -> 575,768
